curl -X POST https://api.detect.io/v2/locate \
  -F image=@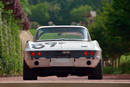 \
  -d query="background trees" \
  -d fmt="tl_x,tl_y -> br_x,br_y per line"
29,3 -> 50,25
89,0 -> 130,70
20,0 -> 103,25
70,5 -> 92,24
20,0 -> 31,15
